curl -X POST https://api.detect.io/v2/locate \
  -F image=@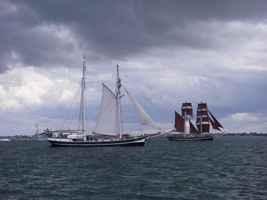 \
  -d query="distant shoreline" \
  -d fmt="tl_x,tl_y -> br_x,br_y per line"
223,133 -> 267,136
0,132 -> 267,139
